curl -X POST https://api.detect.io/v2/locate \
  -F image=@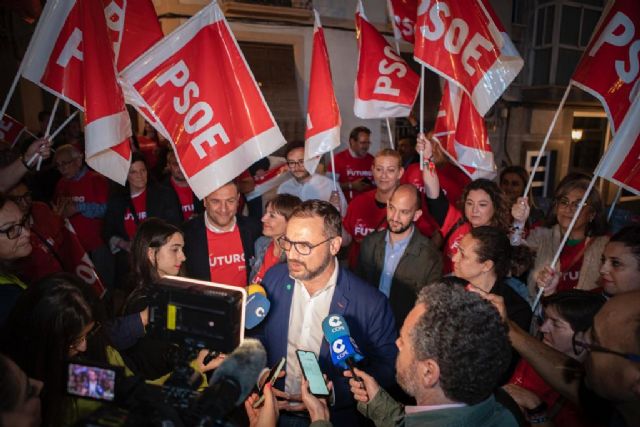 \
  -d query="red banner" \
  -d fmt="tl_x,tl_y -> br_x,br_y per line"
21,0 -> 132,185
121,1 -> 285,199
304,10 -> 341,175
388,0 -> 418,44
571,0 -> 640,133
0,115 -> 26,148
245,161 -> 289,201
102,0 -> 163,72
354,2 -> 419,119
414,0 -> 523,116
433,81 -> 495,179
